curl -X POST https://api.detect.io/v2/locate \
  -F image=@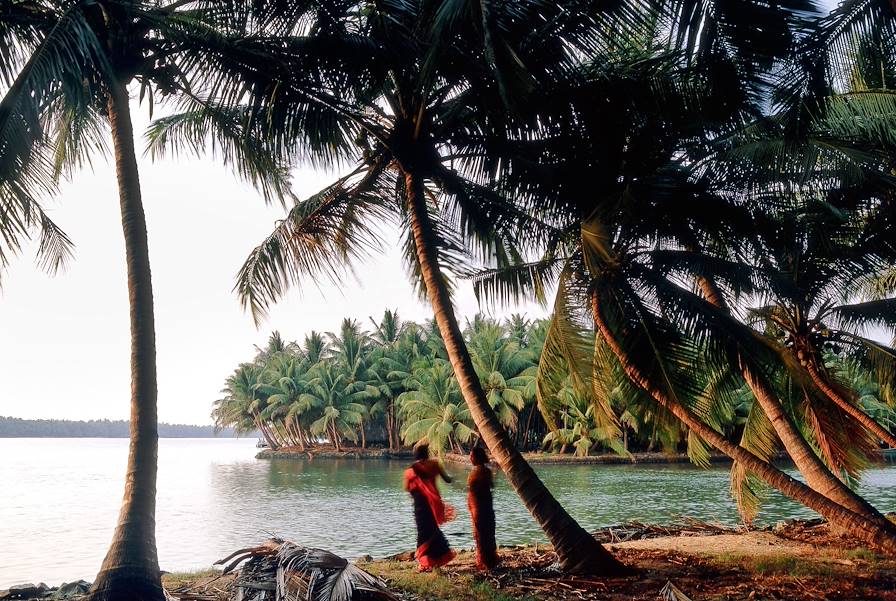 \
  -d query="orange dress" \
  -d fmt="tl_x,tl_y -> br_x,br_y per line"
467,465 -> 499,570
404,459 -> 456,570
